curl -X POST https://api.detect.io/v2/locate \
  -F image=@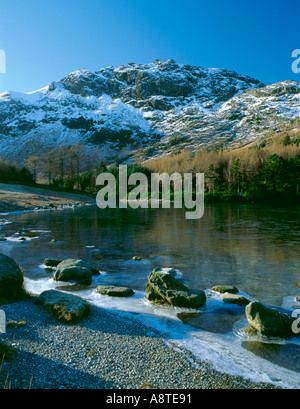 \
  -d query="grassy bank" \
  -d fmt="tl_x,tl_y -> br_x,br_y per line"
0,183 -> 95,213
